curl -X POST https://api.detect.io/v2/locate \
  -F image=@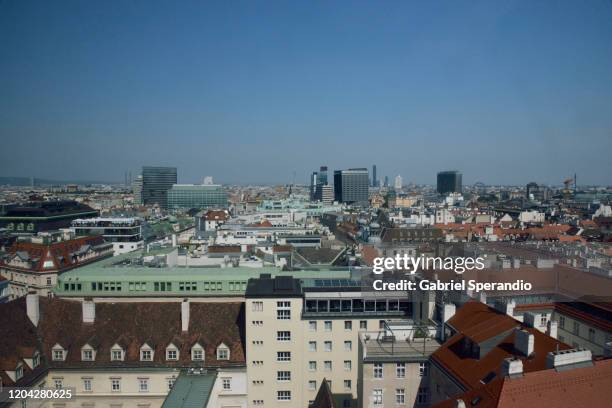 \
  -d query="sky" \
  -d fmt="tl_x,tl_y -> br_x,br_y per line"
1,0 -> 611,186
